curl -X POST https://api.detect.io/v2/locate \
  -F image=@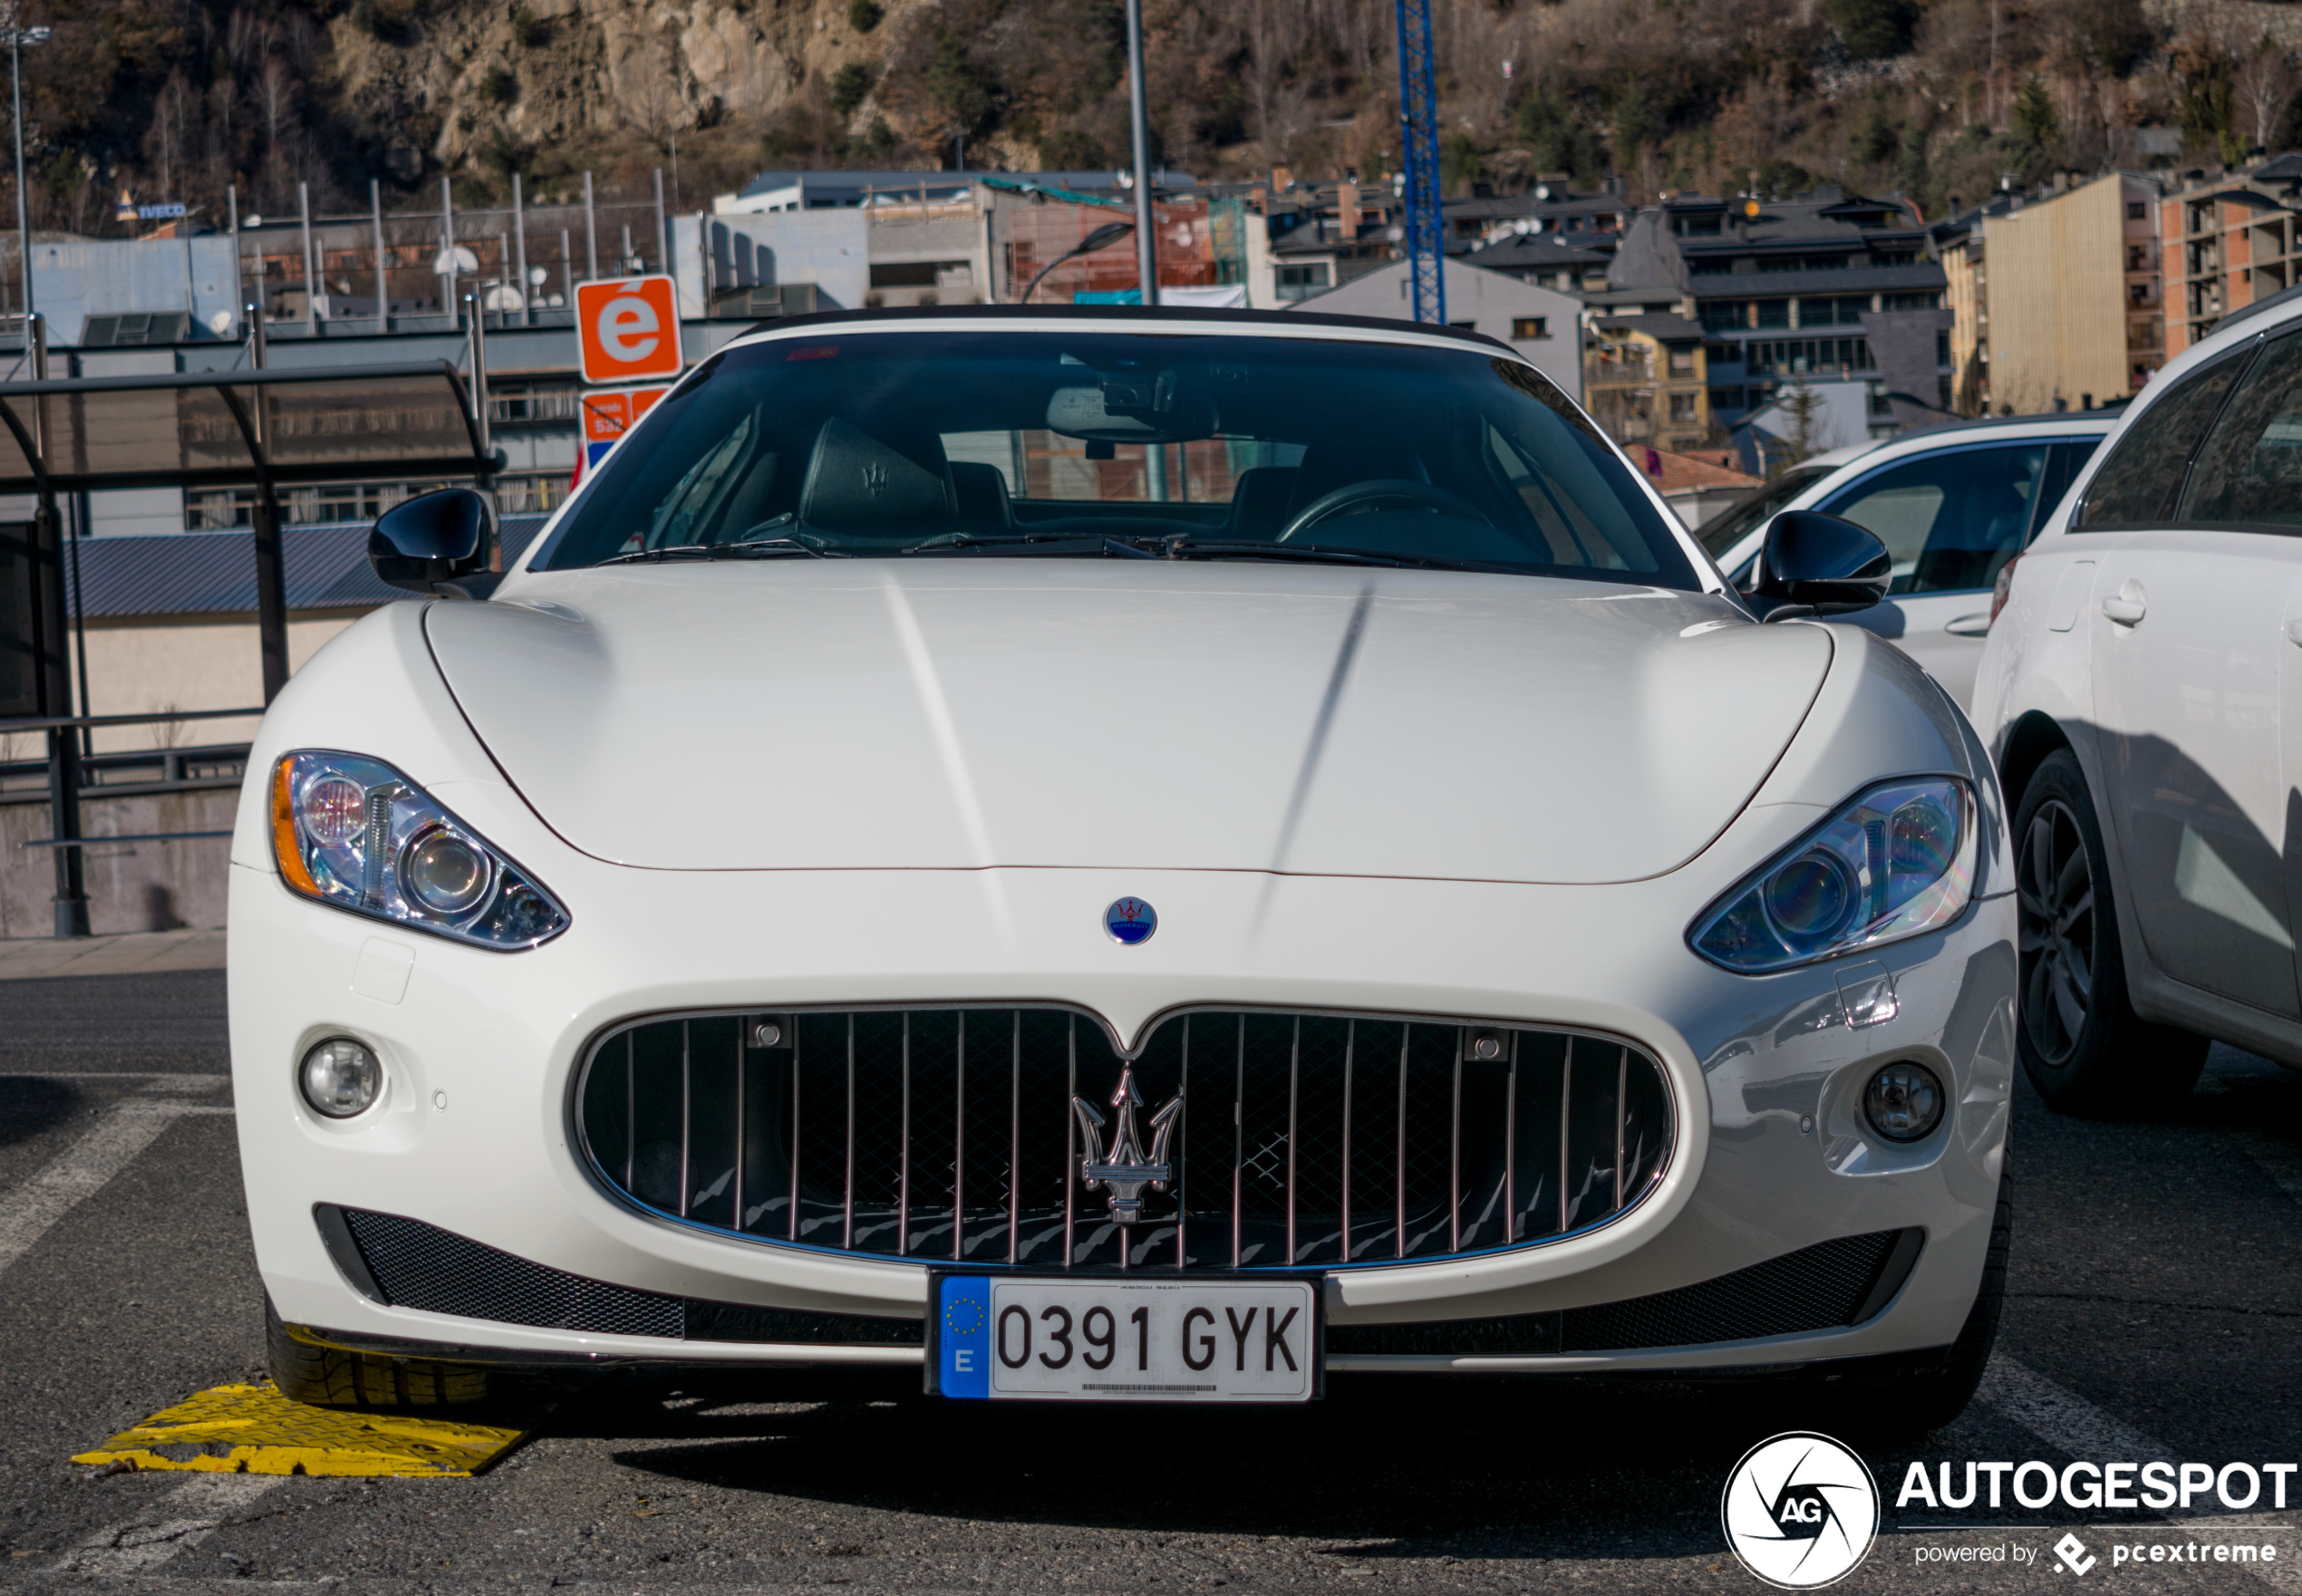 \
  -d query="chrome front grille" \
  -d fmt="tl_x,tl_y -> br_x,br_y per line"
573,1007 -> 1674,1272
